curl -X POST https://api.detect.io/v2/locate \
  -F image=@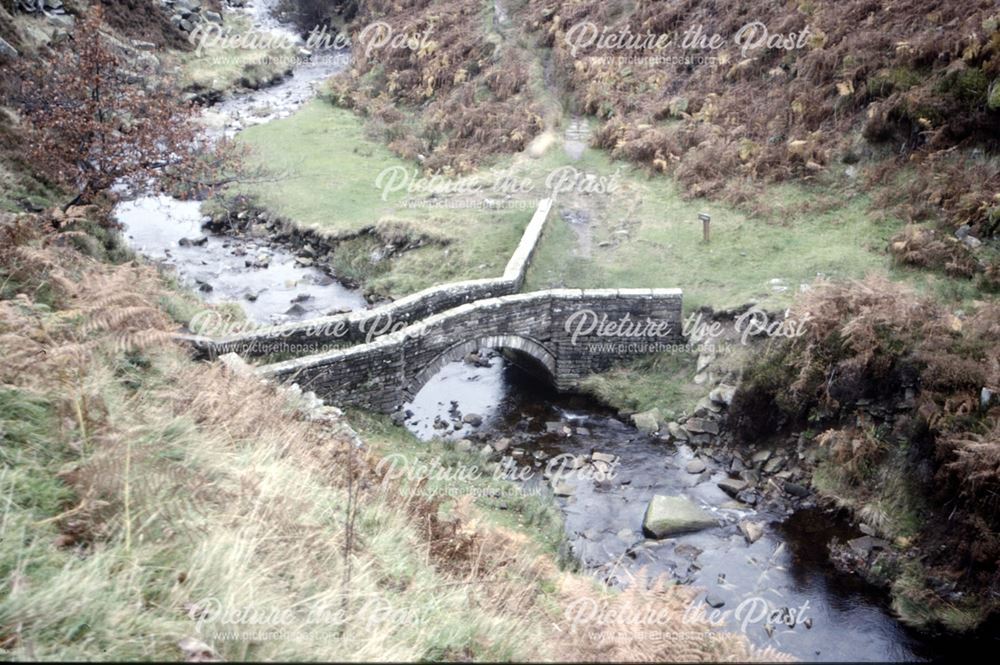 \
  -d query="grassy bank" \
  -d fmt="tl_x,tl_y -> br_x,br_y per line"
172,13 -> 295,97
728,276 -> 1000,631
237,93 -> 903,311
516,146 -> 902,311
231,79 -> 911,425
235,101 -> 535,297
344,410 -> 568,558
0,211 -> 784,662
0,217 -> 548,660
